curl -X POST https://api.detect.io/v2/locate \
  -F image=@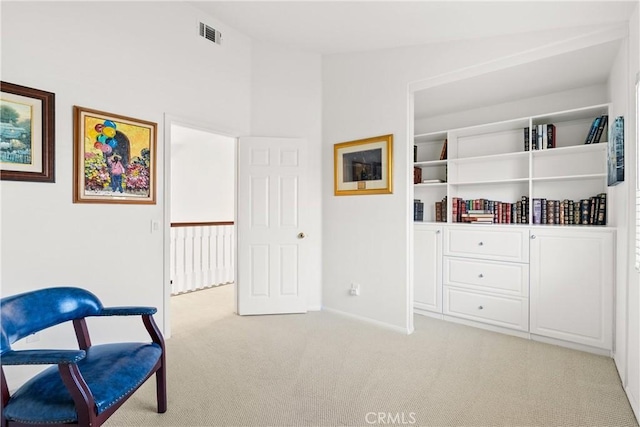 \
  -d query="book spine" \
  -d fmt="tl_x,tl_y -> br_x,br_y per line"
435,202 -> 442,222
524,127 -> 530,152
589,197 -> 597,225
597,192 -> 606,225
580,199 -> 589,225
413,167 -> 422,184
547,124 -> 556,149
532,199 -> 541,224
439,139 -> 448,161
442,197 -> 447,223
413,200 -> 424,221
614,117 -> 625,182
593,115 -> 607,144
537,124 -> 544,150
585,116 -> 601,144
414,145 -> 418,162
532,126 -> 538,150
